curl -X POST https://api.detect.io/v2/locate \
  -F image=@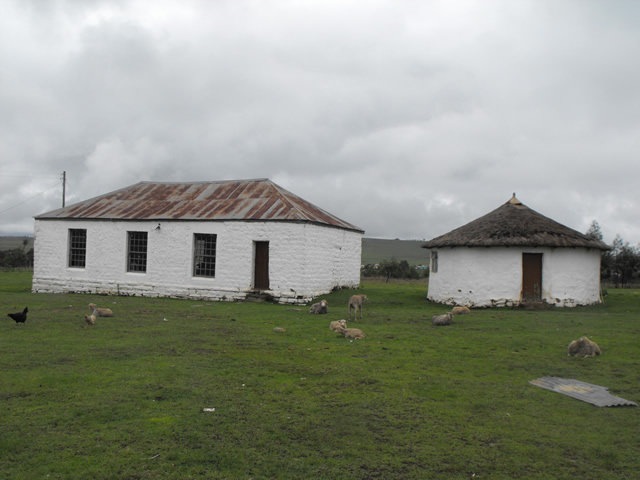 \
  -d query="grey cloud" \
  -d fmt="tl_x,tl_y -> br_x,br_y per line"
0,0 -> 638,246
